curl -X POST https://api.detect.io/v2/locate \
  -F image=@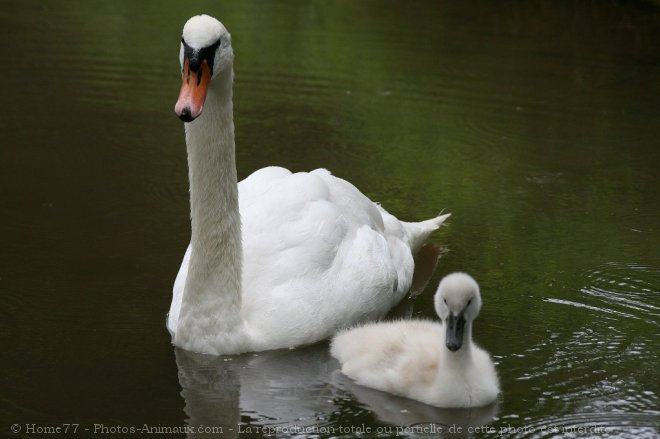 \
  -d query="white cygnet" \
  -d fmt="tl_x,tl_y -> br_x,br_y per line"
331,272 -> 500,408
